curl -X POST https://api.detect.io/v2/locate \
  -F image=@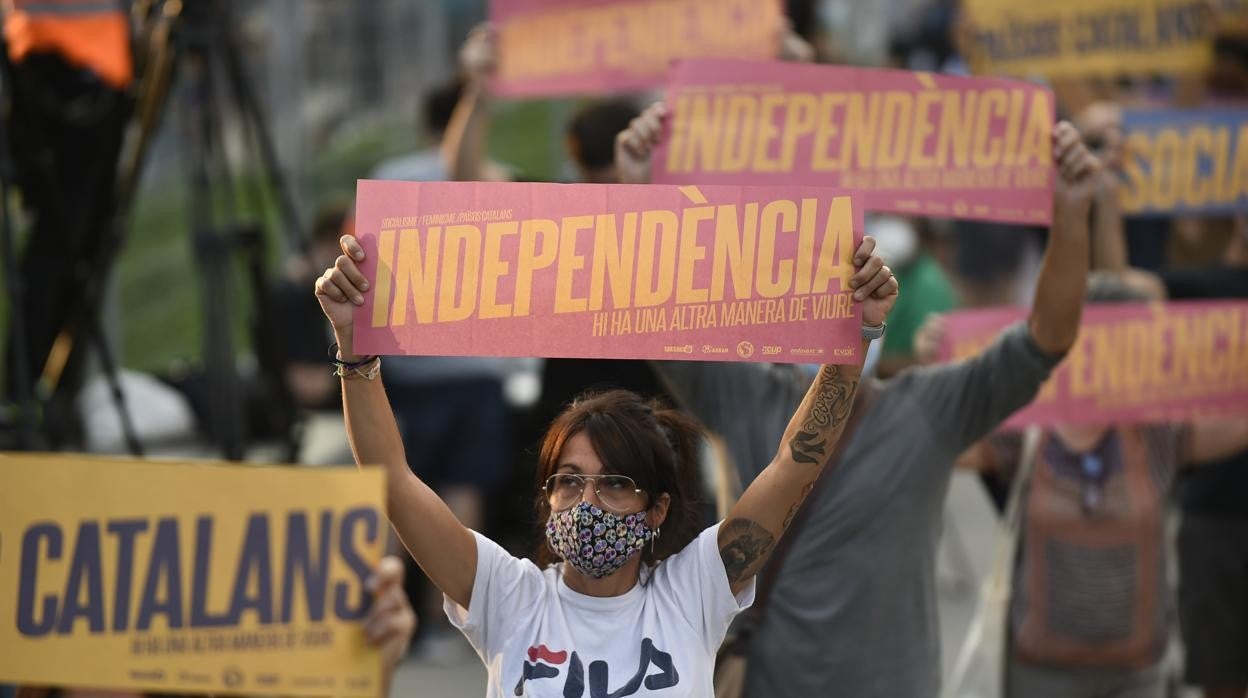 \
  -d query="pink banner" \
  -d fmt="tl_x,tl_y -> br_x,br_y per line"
352,180 -> 864,363
489,0 -> 782,98
941,302 -> 1248,427
652,59 -> 1056,225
